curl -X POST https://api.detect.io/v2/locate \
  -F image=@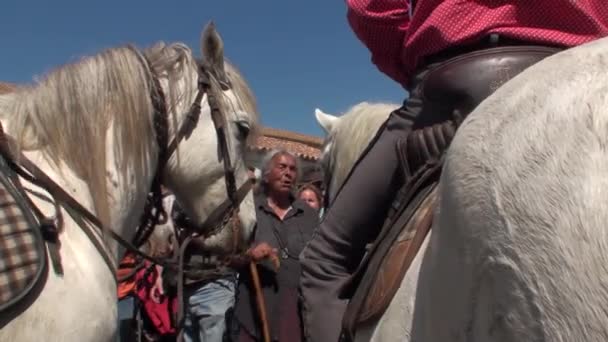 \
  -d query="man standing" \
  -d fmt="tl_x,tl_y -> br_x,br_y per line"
231,150 -> 319,342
